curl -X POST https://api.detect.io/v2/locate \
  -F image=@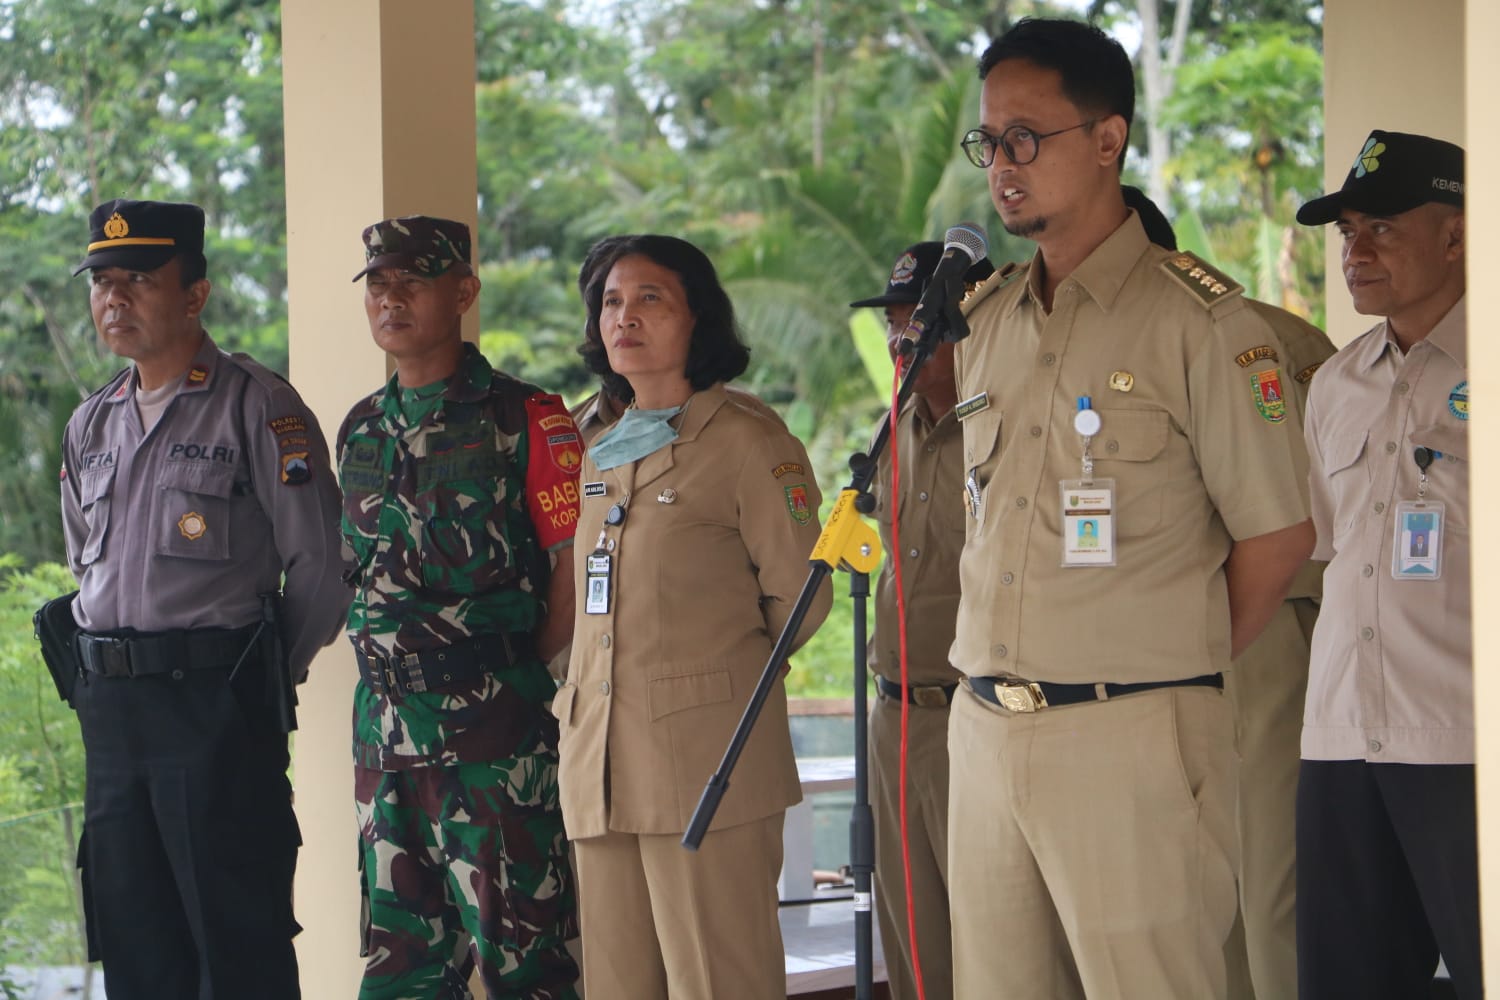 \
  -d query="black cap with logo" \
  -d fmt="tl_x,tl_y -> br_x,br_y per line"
850,241 -> 995,308
1296,130 -> 1465,226
73,199 -> 206,276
